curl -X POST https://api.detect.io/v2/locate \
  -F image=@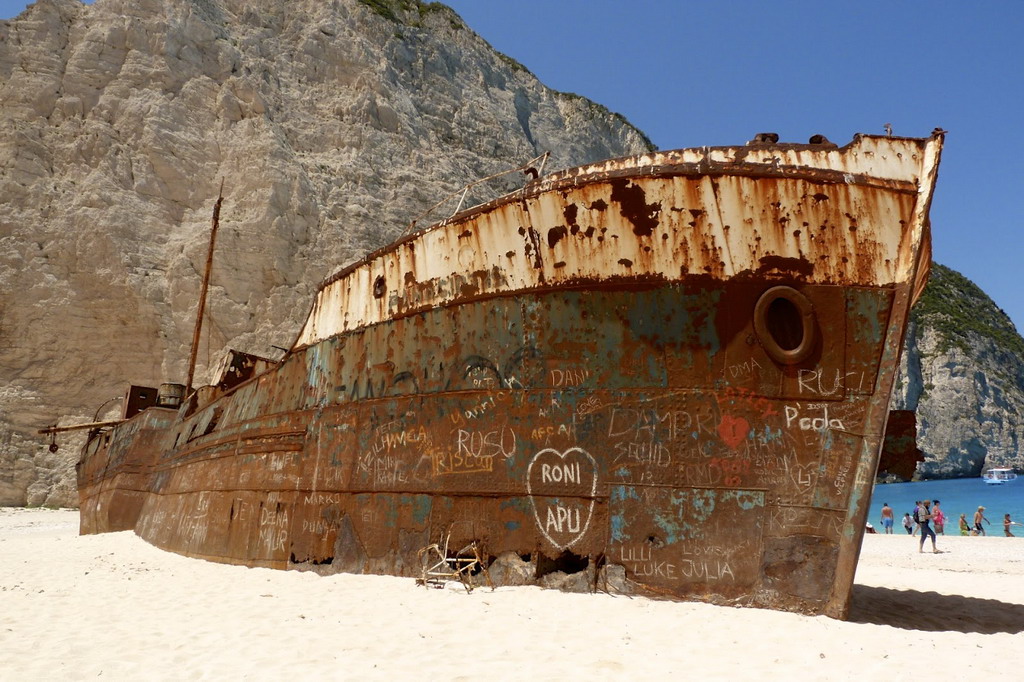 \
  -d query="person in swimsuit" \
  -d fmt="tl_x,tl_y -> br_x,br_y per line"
931,500 -> 945,535
880,502 -> 894,534
958,513 -> 970,536
1005,514 -> 1021,537
974,506 -> 990,536
918,499 -> 939,553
